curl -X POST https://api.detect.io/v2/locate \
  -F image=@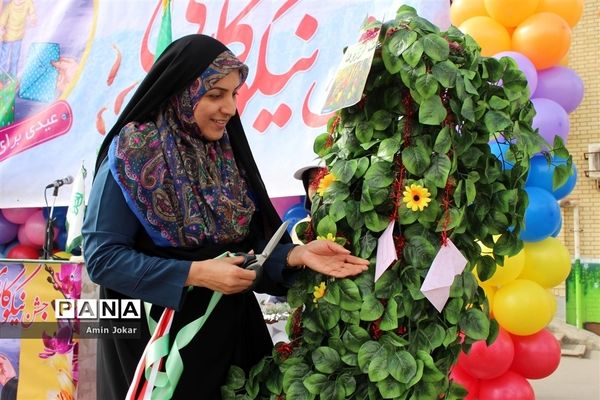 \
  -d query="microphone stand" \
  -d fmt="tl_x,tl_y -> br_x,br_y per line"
42,185 -> 60,260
